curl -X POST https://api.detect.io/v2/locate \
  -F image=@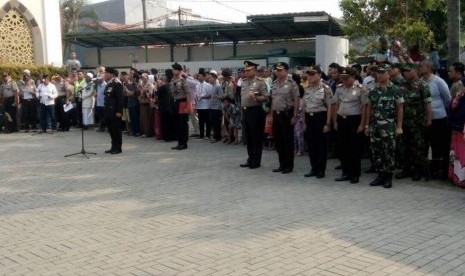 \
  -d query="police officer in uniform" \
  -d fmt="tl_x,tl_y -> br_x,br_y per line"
271,62 -> 300,174
302,66 -> 334,178
0,72 -> 20,133
170,63 -> 191,150
239,61 -> 268,169
334,68 -> 368,183
103,67 -> 124,154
